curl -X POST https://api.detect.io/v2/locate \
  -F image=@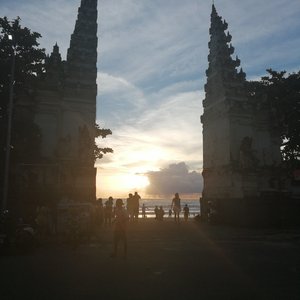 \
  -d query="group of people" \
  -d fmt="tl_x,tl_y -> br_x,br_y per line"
96,192 -> 191,225
96,192 -> 141,258
95,196 -> 131,258
95,191 -> 142,226
97,192 -> 191,258
126,192 -> 141,222
94,197 -> 113,226
154,206 -> 165,220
